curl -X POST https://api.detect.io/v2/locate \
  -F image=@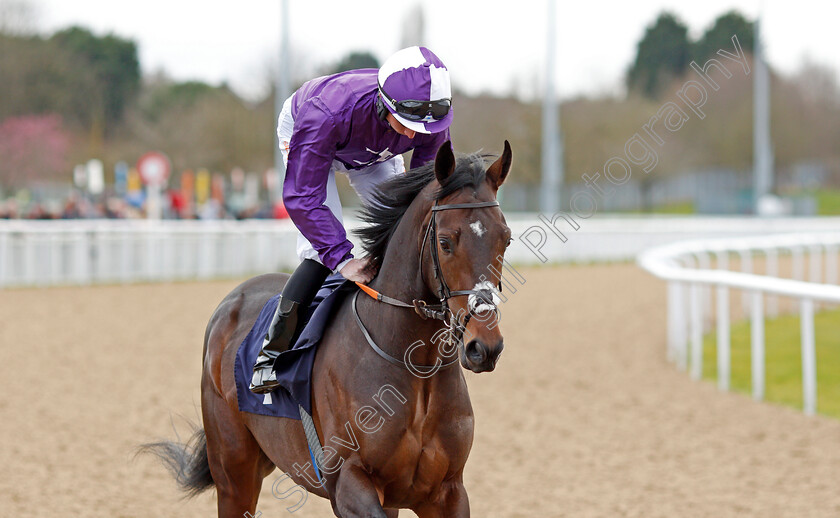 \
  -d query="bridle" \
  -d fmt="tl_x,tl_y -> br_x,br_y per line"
419,200 -> 502,322
353,198 -> 503,371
